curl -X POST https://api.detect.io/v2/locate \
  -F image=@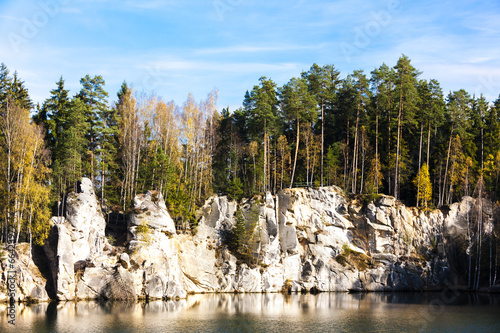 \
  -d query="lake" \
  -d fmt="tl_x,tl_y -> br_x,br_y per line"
1,292 -> 499,332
